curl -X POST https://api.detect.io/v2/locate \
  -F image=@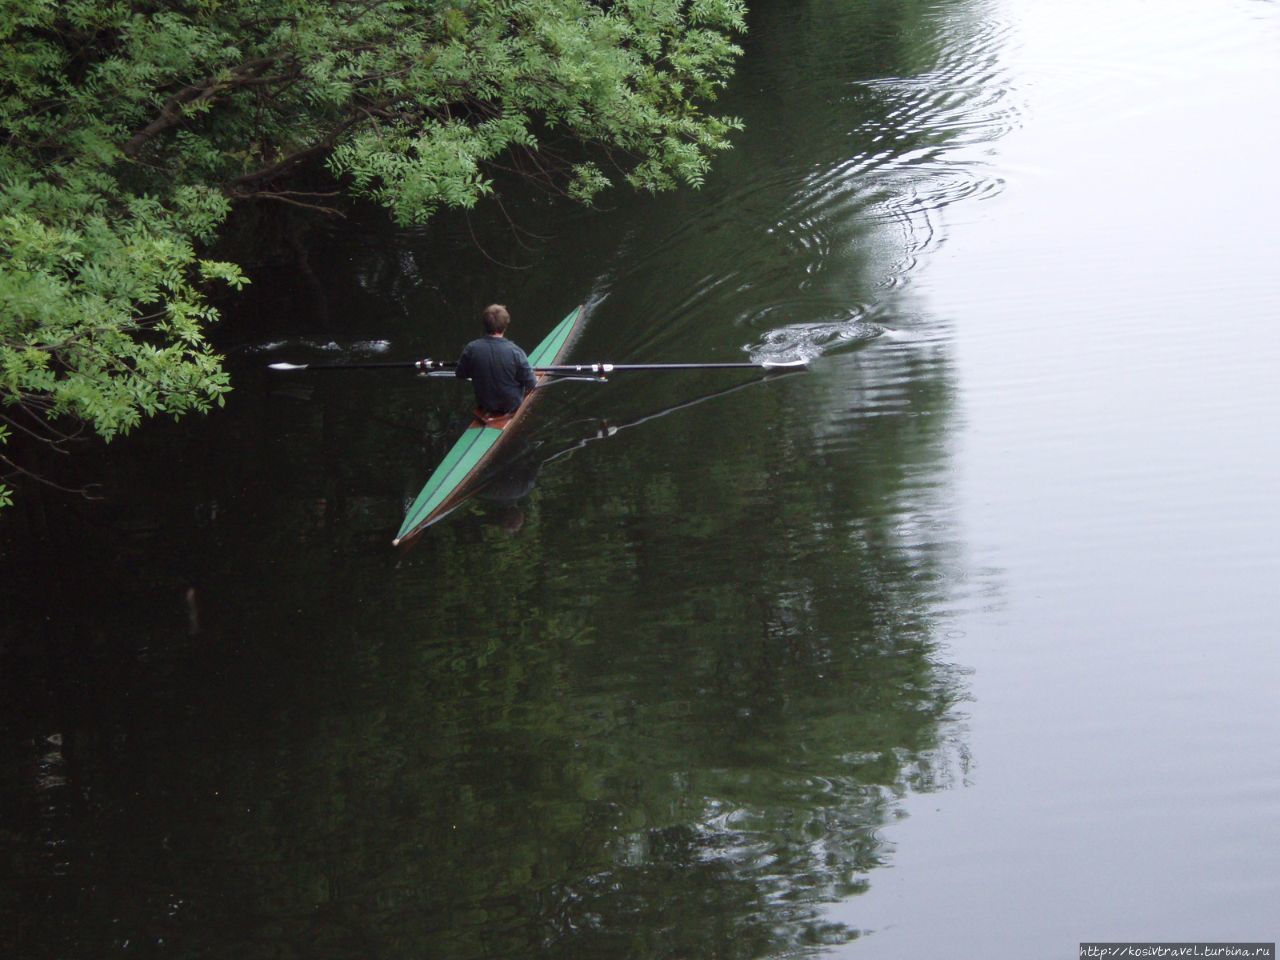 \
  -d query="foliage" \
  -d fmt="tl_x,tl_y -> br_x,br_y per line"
0,0 -> 746,501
